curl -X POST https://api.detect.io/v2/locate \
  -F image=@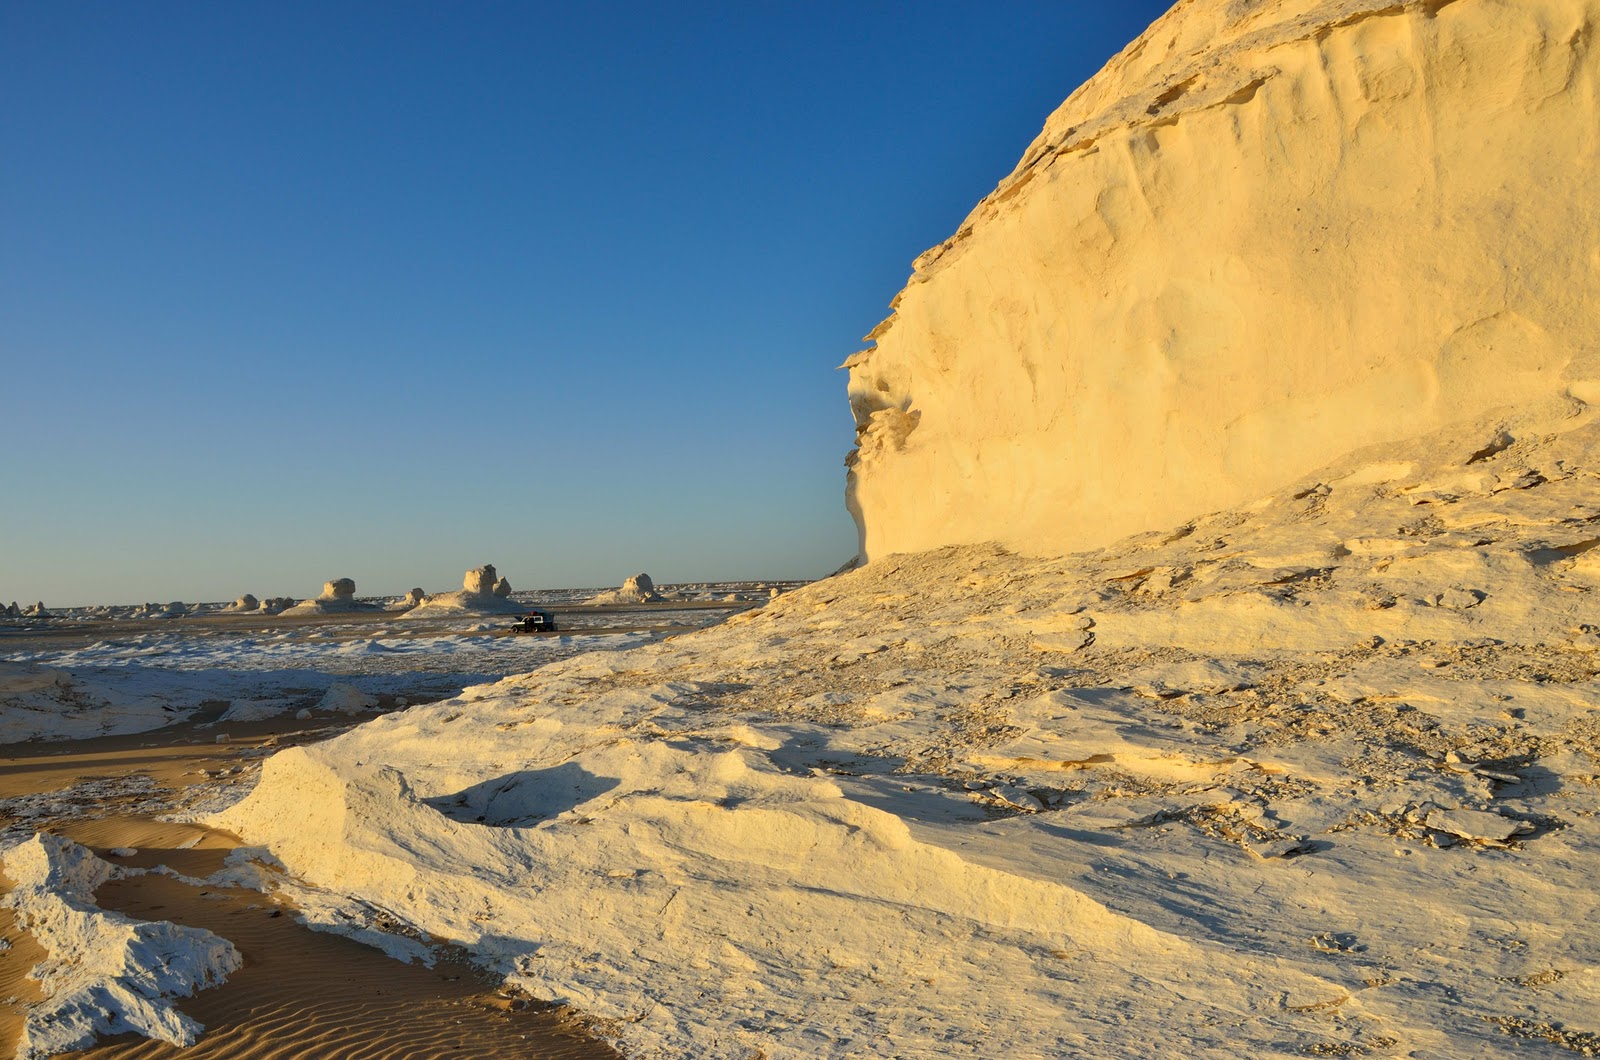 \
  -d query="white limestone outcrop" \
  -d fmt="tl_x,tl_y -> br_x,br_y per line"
282,578 -> 369,615
463,565 -> 497,595
401,565 -> 525,618
587,573 -> 664,605
1,833 -> 241,1056
846,0 -> 1600,561
392,588 -> 428,610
